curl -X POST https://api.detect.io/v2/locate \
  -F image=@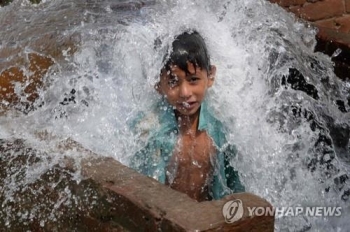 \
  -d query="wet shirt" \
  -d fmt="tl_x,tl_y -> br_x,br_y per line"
129,99 -> 245,200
